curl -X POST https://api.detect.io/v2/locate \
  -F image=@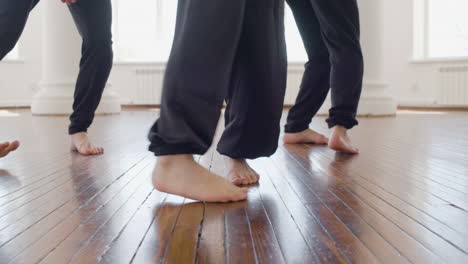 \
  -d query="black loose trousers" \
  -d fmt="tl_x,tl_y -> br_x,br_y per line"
0,0 -> 113,134
148,0 -> 287,159
285,0 -> 364,132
